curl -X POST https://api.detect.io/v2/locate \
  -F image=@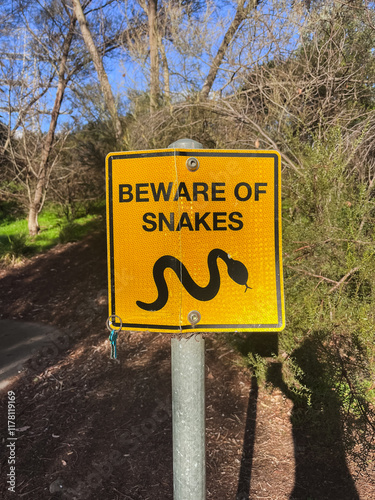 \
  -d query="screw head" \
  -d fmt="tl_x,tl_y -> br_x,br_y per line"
186,157 -> 199,171
188,310 -> 201,326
